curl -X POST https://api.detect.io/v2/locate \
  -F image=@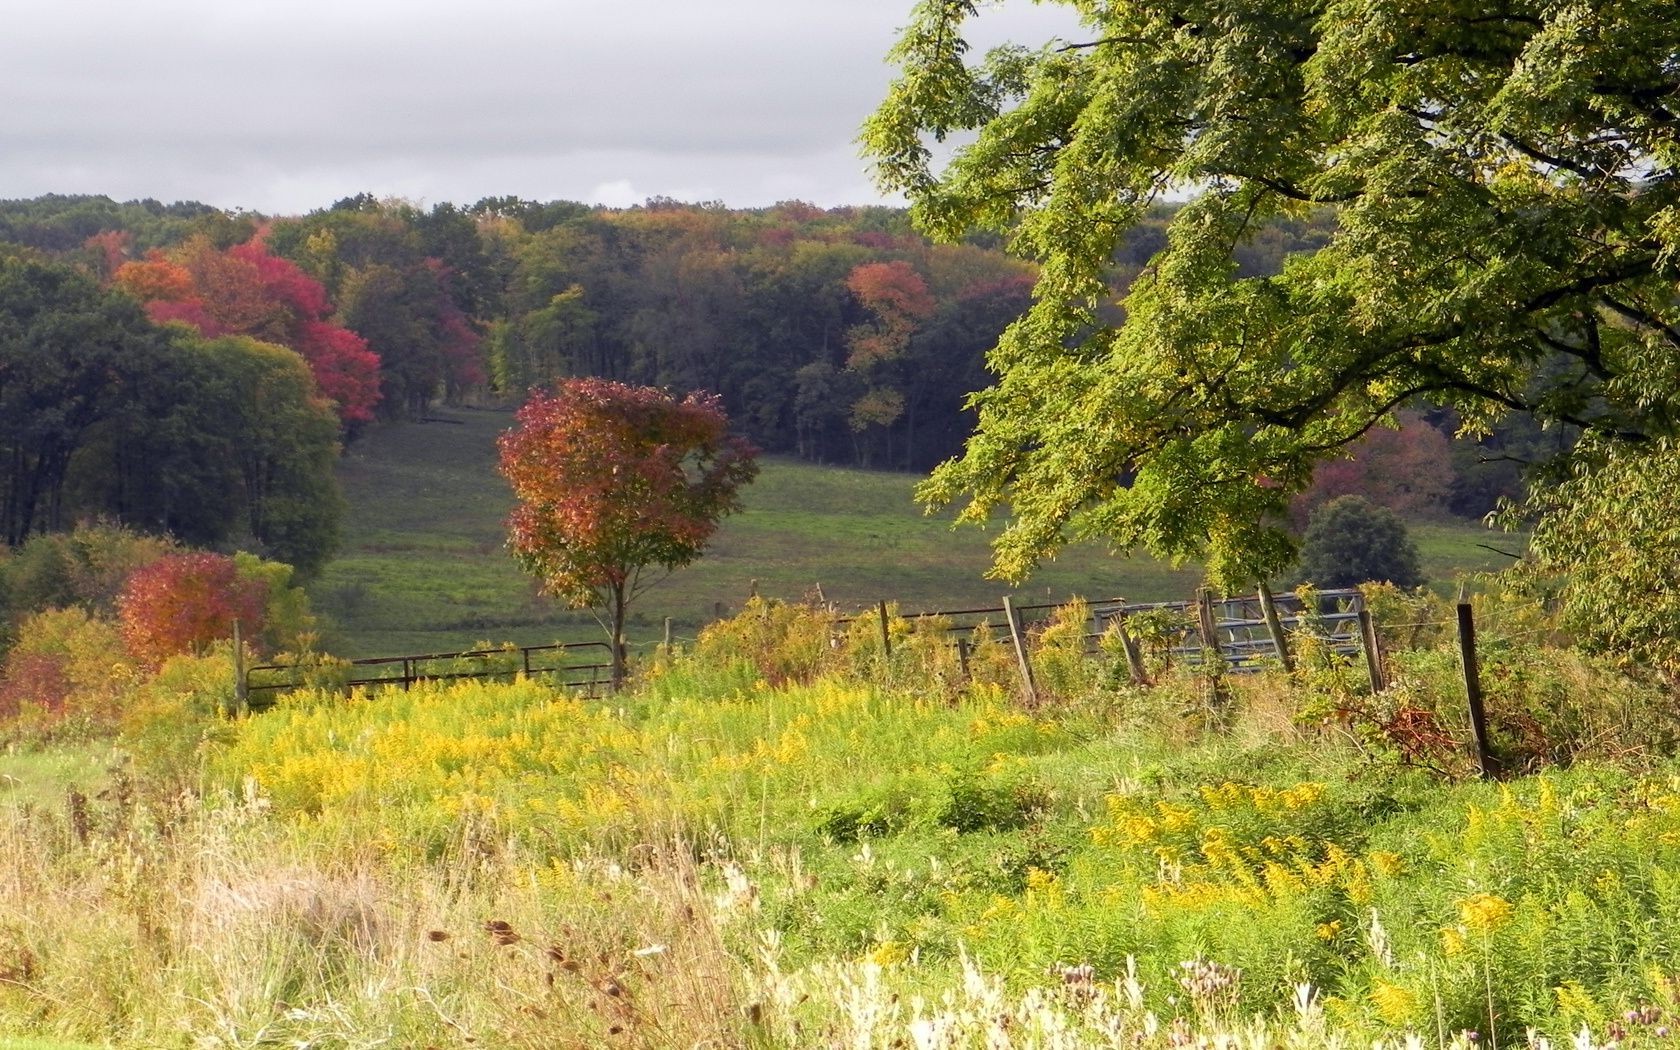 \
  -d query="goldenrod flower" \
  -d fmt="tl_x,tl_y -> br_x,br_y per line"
1459,892 -> 1514,933
1369,980 -> 1416,1024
